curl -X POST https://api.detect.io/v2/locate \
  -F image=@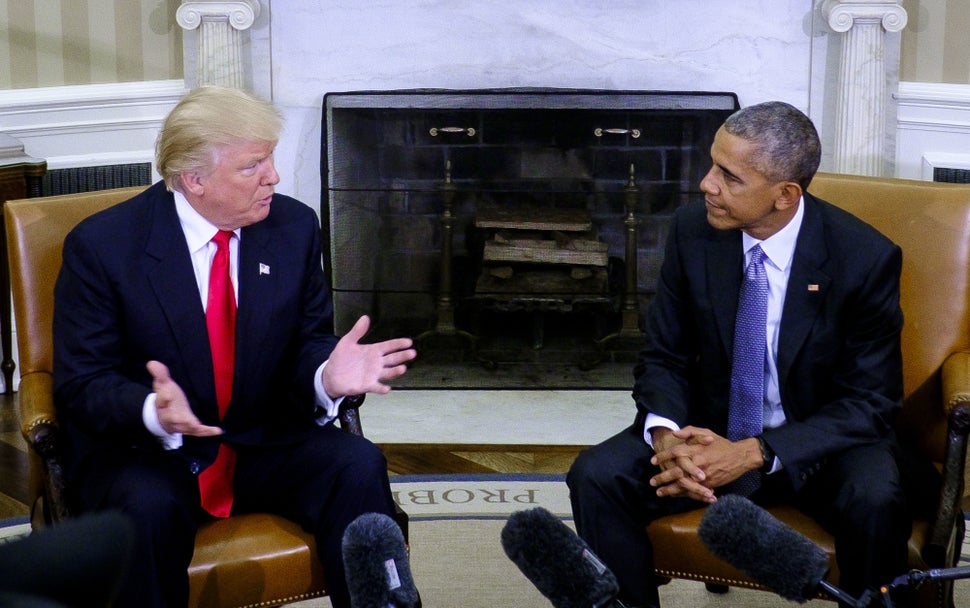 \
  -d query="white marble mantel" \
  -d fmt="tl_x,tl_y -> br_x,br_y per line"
179,0 -> 900,207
